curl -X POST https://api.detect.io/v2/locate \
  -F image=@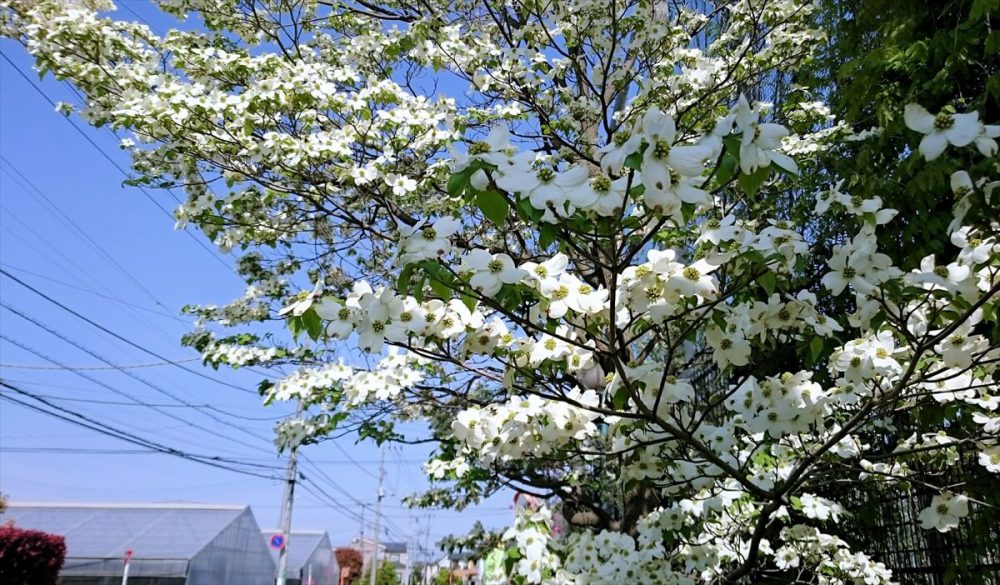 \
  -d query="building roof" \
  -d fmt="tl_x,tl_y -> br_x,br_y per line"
382,541 -> 408,554
262,530 -> 331,573
2,502 -> 248,560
